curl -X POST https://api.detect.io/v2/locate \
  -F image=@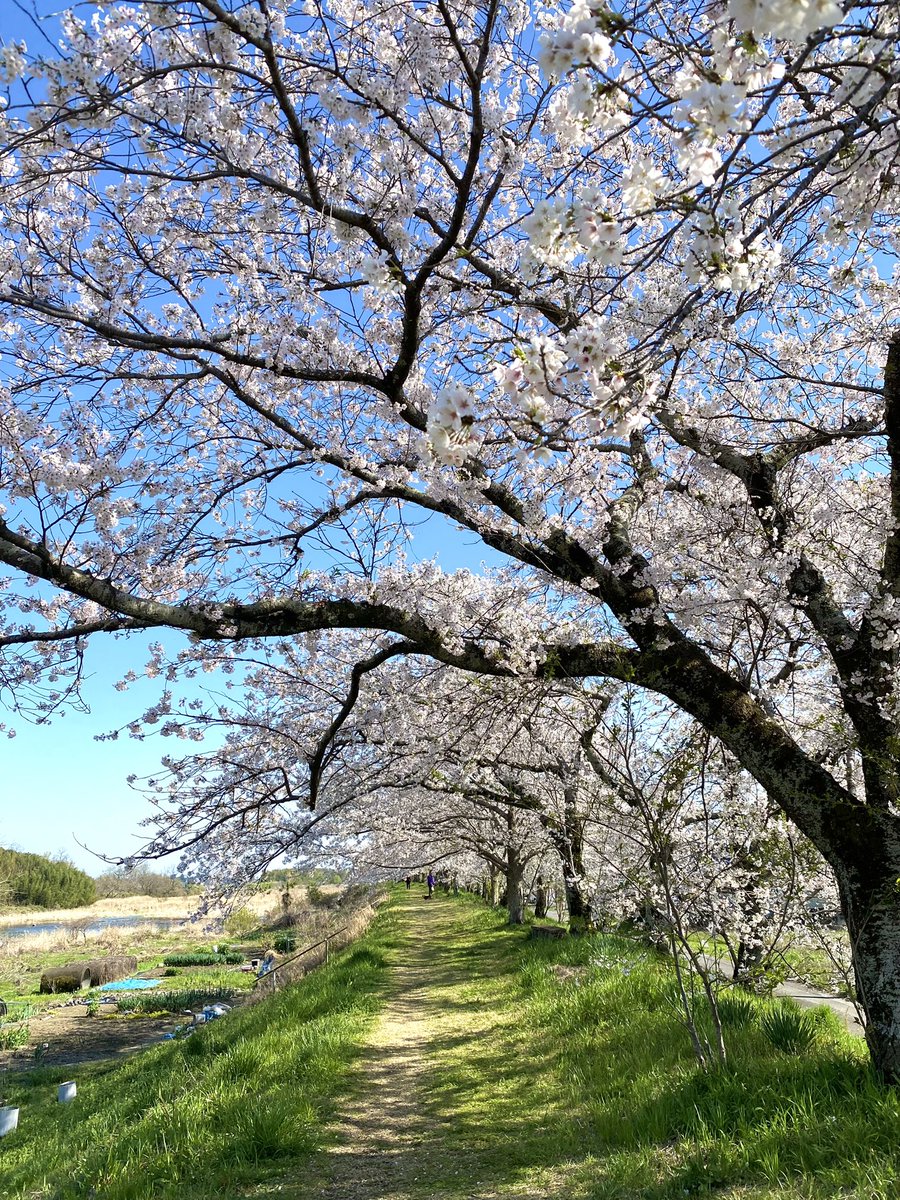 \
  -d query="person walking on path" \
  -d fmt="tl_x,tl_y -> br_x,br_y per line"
405,875 -> 412,890
426,871 -> 435,898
